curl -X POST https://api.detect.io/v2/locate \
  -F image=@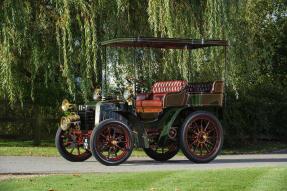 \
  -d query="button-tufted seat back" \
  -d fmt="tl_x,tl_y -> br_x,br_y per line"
136,80 -> 187,113
152,80 -> 187,94
186,82 -> 213,93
